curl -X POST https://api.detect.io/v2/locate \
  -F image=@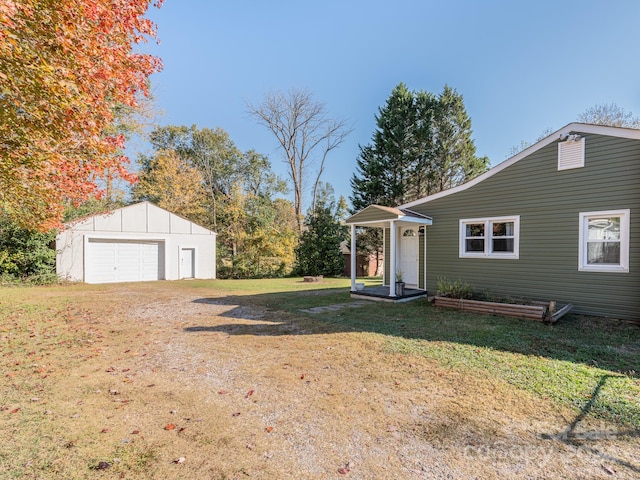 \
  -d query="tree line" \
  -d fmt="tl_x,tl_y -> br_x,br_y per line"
0,80 -> 488,281
132,125 -> 299,278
